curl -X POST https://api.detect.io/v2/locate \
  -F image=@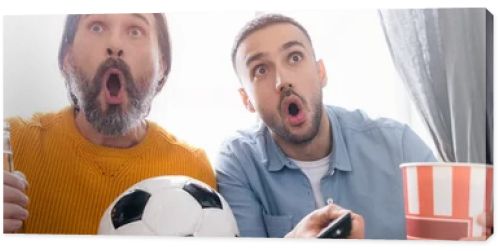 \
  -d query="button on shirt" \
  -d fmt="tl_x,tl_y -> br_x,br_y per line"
215,105 -> 436,239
